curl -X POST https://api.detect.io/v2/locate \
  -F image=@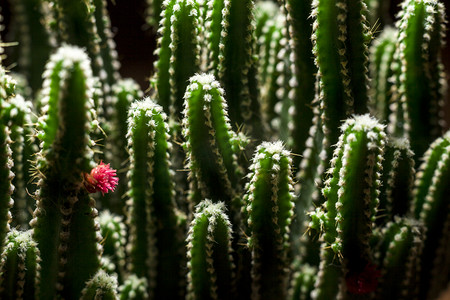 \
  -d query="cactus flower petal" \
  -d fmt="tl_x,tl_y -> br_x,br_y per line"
84,162 -> 118,194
